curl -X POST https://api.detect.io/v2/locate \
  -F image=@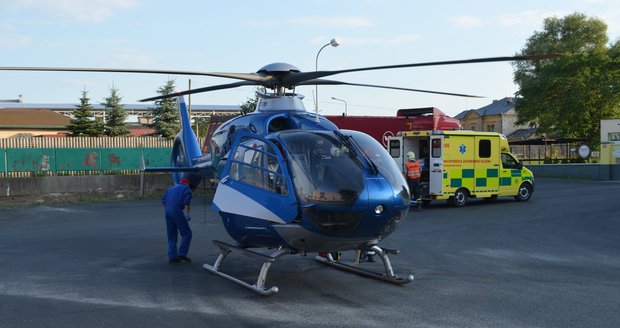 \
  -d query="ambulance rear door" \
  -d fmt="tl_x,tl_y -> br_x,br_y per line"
429,136 -> 444,195
474,136 -> 500,196
388,136 -> 404,171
